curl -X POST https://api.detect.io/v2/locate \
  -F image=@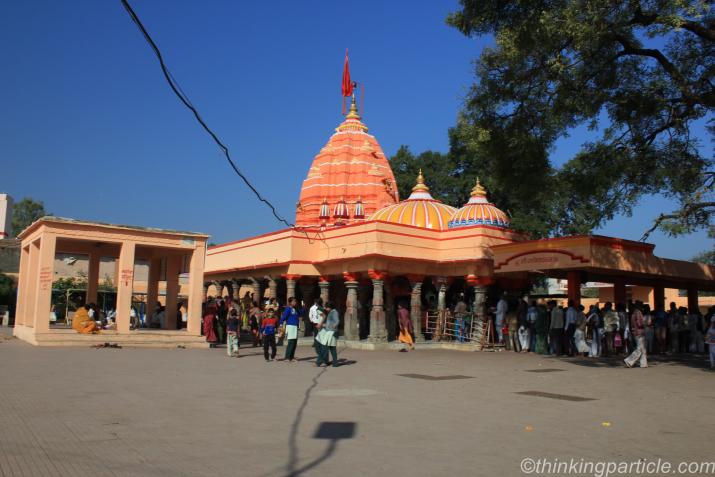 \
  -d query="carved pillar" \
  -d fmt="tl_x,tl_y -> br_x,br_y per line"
410,280 -> 424,342
231,279 -> 240,301
267,277 -> 277,302
249,277 -> 261,306
368,271 -> 387,342
344,274 -> 359,341
318,278 -> 330,304
472,285 -> 488,341
437,280 -> 447,312
284,275 -> 299,303
212,280 -> 223,298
